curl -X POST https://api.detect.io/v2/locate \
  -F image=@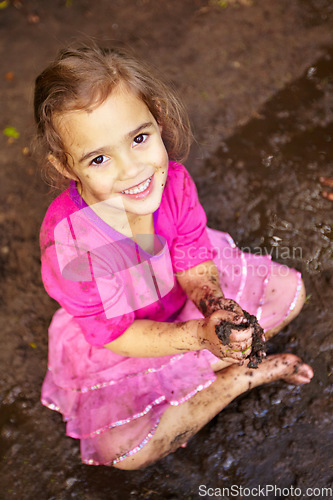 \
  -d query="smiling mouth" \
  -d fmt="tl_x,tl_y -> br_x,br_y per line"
121,175 -> 153,195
